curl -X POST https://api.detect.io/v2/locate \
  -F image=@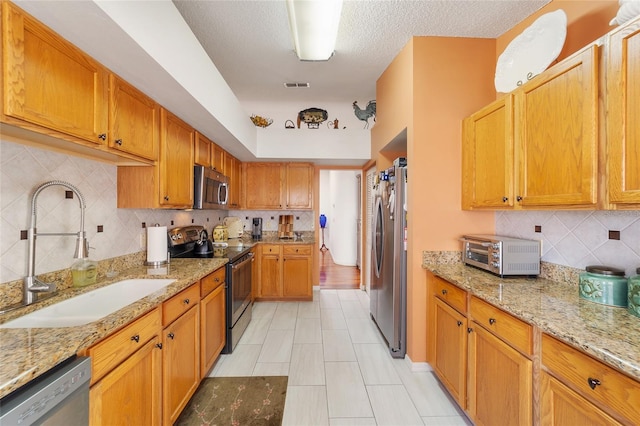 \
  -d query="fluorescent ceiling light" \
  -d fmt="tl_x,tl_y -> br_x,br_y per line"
286,0 -> 343,61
